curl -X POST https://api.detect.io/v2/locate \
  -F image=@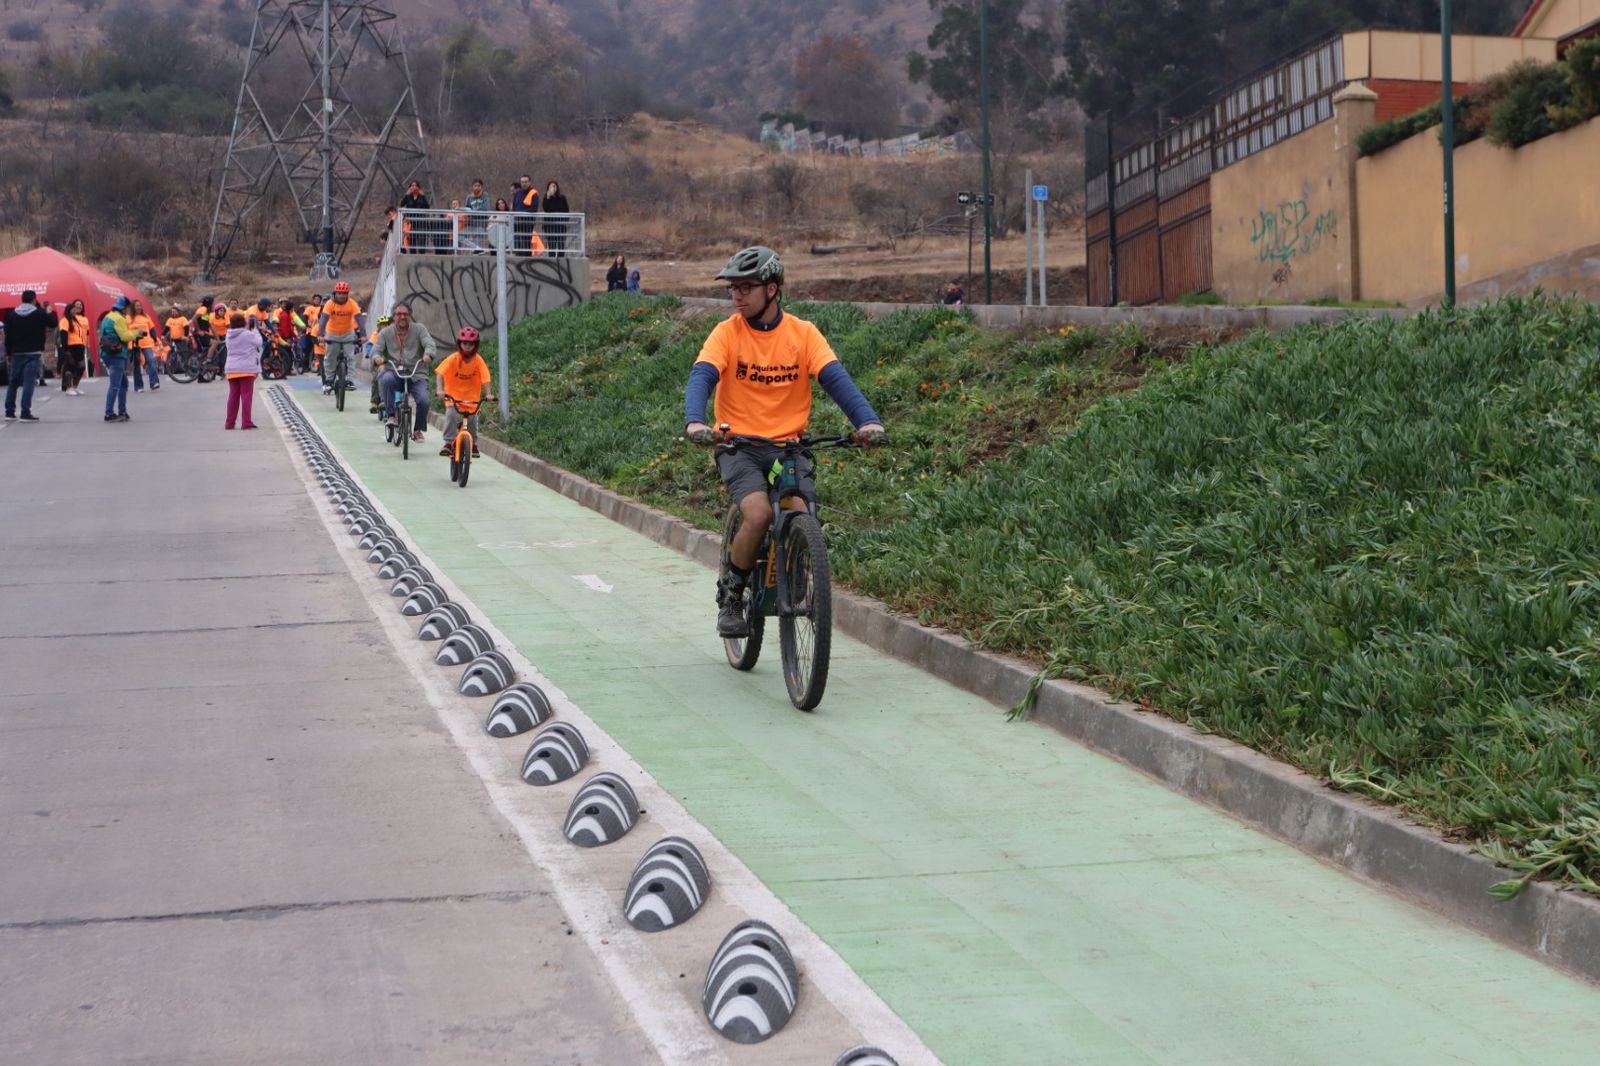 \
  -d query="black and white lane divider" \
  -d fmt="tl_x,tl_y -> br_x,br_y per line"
835,1047 -> 902,1066
458,650 -> 515,696
520,722 -> 589,784
271,384 -> 933,1065
625,837 -> 711,933
563,771 -> 641,847
418,603 -> 471,641
435,624 -> 494,666
484,682 -> 552,737
702,920 -> 800,1044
